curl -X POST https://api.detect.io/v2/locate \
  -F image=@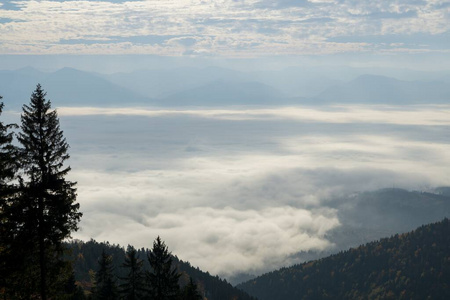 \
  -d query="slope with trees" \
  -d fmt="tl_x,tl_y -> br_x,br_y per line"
66,239 -> 257,300
238,218 -> 450,300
